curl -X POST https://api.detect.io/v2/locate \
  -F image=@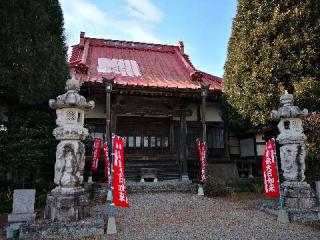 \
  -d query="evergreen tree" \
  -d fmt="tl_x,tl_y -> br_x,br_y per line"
0,0 -> 68,188
223,0 -> 320,128
0,109 -> 57,187
0,0 -> 68,105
